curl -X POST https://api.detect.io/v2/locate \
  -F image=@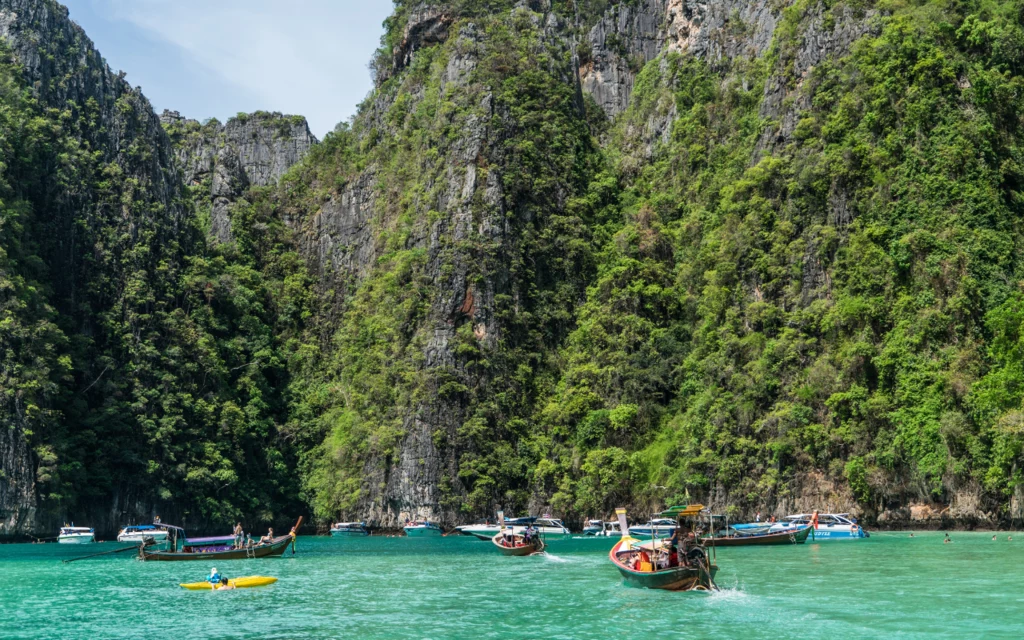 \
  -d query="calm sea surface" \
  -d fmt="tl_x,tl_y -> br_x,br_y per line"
1,531 -> 1021,639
